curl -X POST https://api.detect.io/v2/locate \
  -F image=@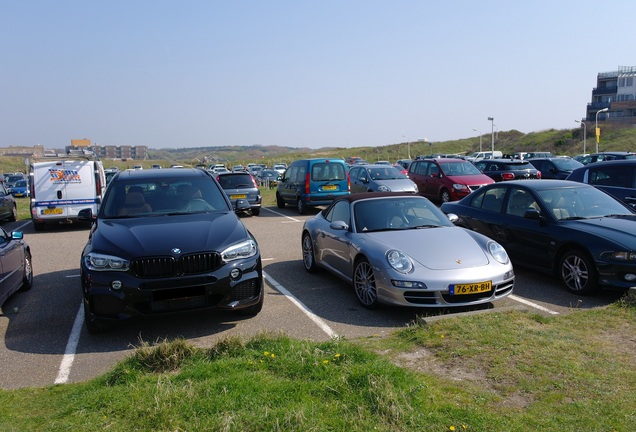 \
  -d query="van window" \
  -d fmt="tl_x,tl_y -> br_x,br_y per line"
311,163 -> 345,181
